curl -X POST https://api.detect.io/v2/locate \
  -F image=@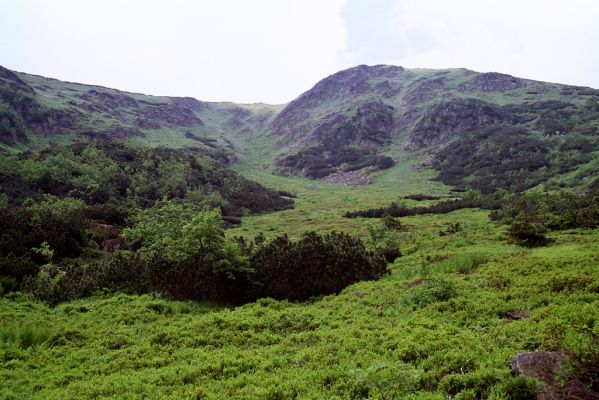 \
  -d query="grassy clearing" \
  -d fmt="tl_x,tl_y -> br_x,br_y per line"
229,152 -> 451,240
